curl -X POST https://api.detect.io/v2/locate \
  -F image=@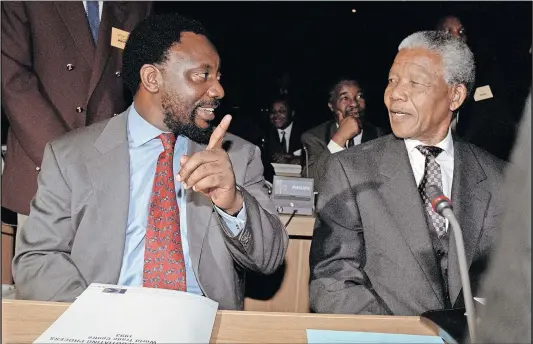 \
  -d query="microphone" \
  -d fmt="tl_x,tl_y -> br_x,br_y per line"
426,185 -> 477,343
303,144 -> 310,178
